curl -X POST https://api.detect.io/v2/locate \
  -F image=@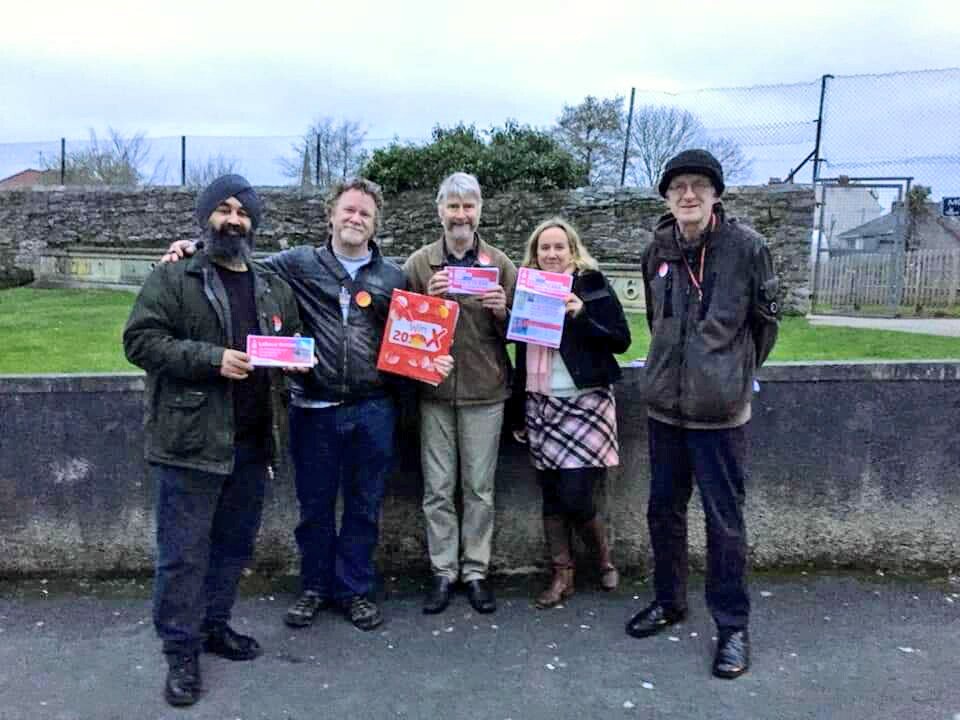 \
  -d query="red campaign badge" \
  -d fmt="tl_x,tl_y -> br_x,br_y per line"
355,290 -> 372,308
658,262 -> 669,278
478,252 -> 491,265
272,314 -> 282,332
